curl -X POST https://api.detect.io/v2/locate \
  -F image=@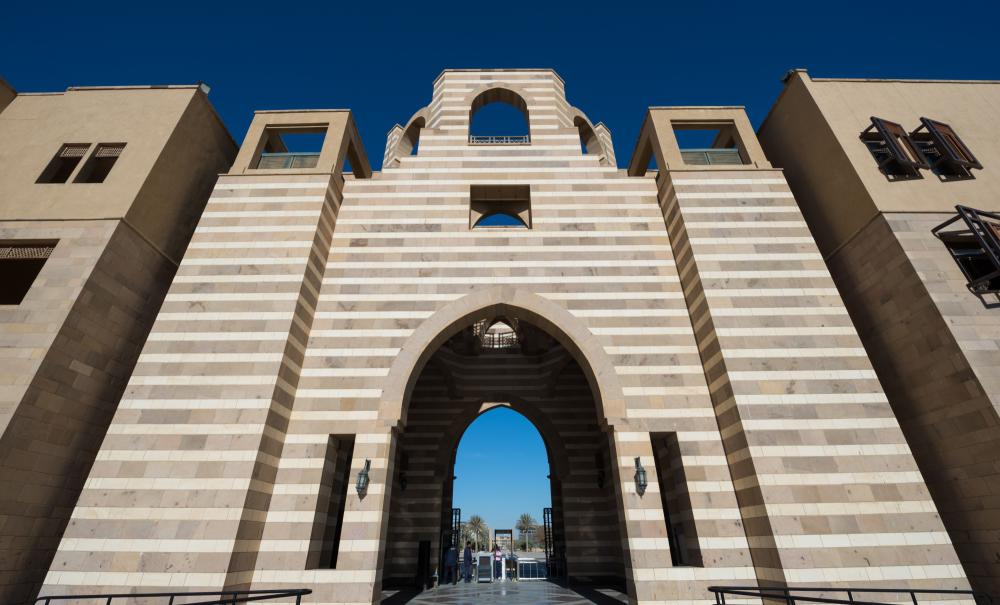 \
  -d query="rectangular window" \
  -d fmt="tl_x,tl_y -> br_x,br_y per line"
310,435 -> 355,569
0,242 -> 56,305
651,432 -> 702,566
911,118 -> 982,181
470,184 -> 531,229
74,143 -> 126,183
253,126 -> 326,169
860,117 -> 928,181
37,144 -> 89,183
